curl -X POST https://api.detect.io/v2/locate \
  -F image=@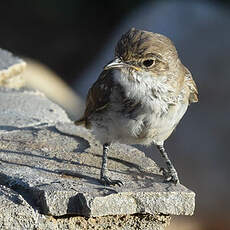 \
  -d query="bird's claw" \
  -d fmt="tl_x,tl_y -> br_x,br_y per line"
99,175 -> 123,187
160,167 -> 179,184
